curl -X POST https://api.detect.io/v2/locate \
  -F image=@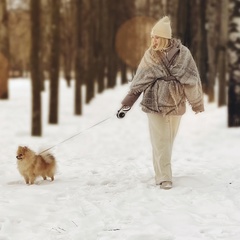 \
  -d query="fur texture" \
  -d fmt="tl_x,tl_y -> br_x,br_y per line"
16,146 -> 56,185
129,38 -> 204,115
